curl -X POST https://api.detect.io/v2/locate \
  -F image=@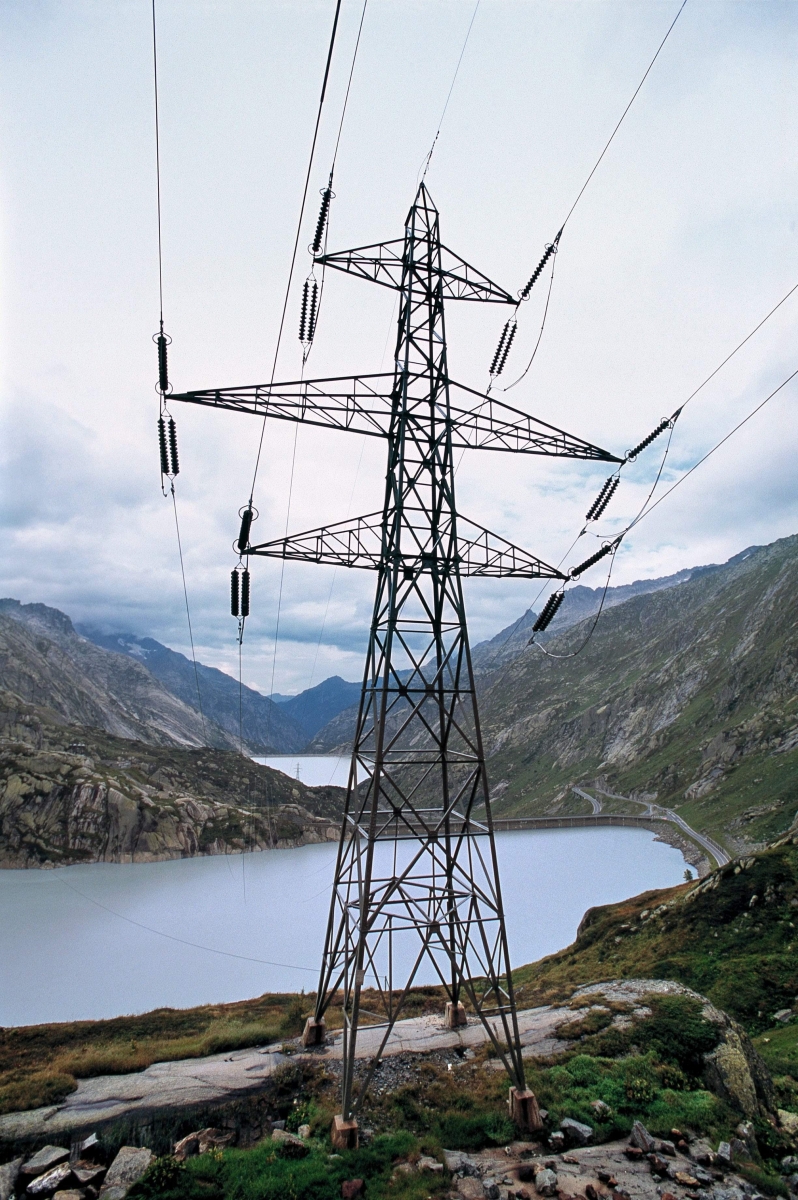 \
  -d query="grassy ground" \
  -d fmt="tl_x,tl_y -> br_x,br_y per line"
129,1131 -> 450,1200
0,987 -> 447,1117
511,841 -> 798,1032
117,993 -> 751,1200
